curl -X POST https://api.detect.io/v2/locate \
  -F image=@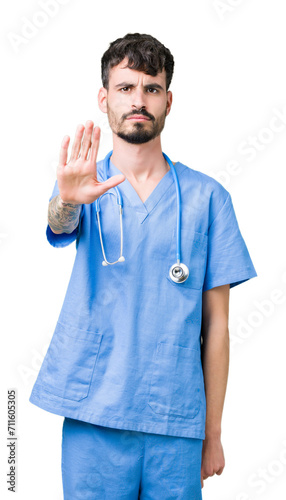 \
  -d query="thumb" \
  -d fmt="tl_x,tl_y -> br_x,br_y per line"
100,174 -> 126,193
